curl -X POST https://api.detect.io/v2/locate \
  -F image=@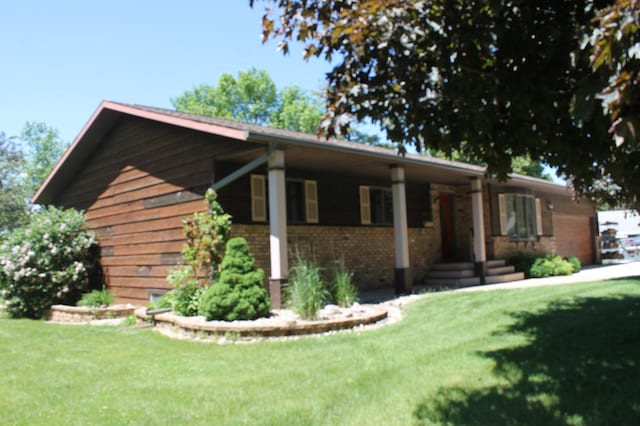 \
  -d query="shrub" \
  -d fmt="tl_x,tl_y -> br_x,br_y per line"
164,265 -> 204,316
507,251 -> 544,278
181,189 -> 231,279
529,254 -> 575,278
566,256 -> 581,273
198,238 -> 271,321
78,287 -> 113,308
286,256 -> 329,319
330,259 -> 358,307
0,207 -> 98,319
164,189 -> 232,316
